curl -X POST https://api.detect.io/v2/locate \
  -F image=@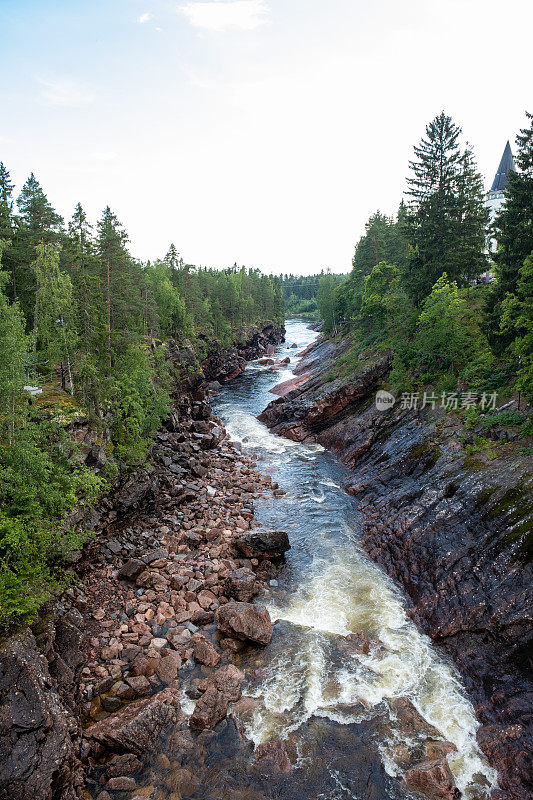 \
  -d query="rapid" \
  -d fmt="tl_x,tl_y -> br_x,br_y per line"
210,318 -> 497,800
